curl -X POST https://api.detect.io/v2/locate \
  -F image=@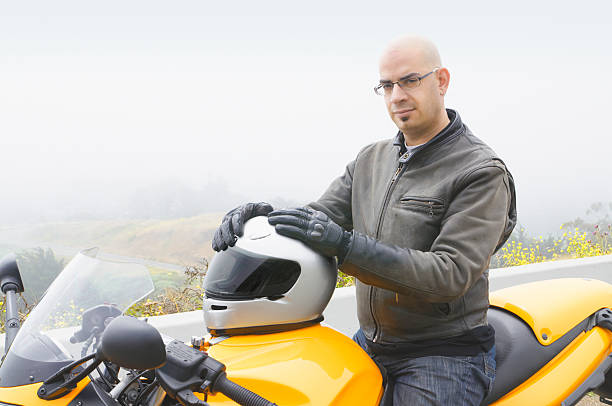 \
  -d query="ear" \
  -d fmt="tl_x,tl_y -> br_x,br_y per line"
437,68 -> 450,96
